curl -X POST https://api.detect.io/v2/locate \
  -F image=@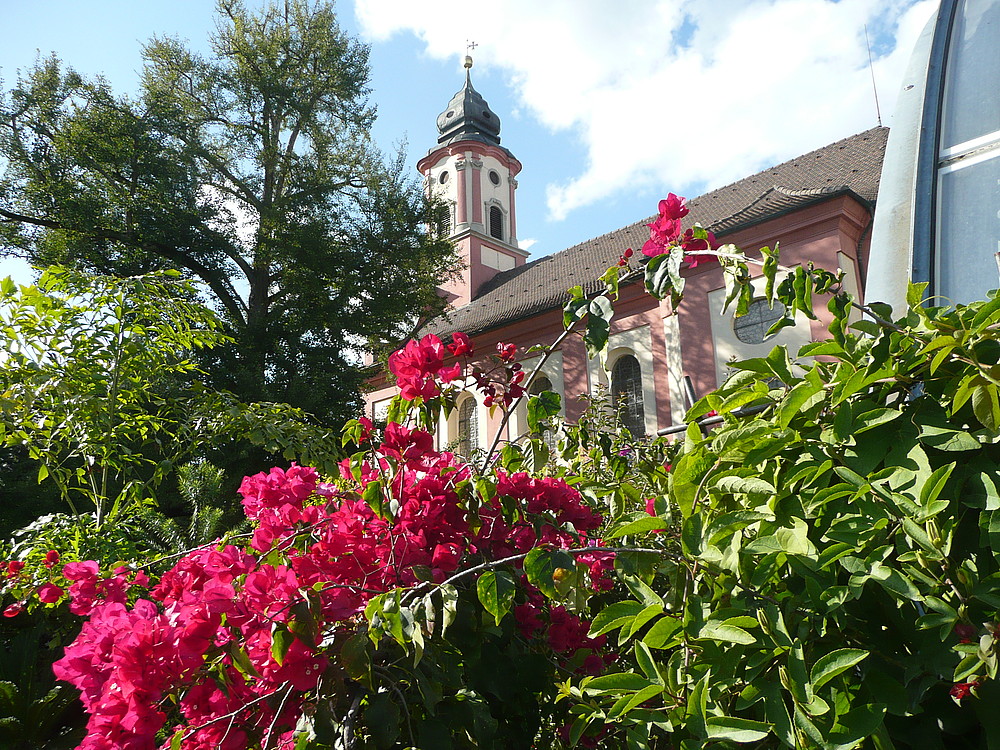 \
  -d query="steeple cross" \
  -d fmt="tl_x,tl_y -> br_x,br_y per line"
466,40 -> 478,55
